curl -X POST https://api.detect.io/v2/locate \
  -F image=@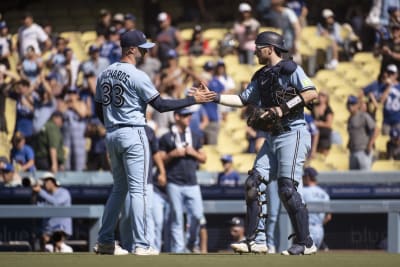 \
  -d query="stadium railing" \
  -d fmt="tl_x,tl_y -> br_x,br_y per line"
0,205 -> 104,251
202,199 -> 400,253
